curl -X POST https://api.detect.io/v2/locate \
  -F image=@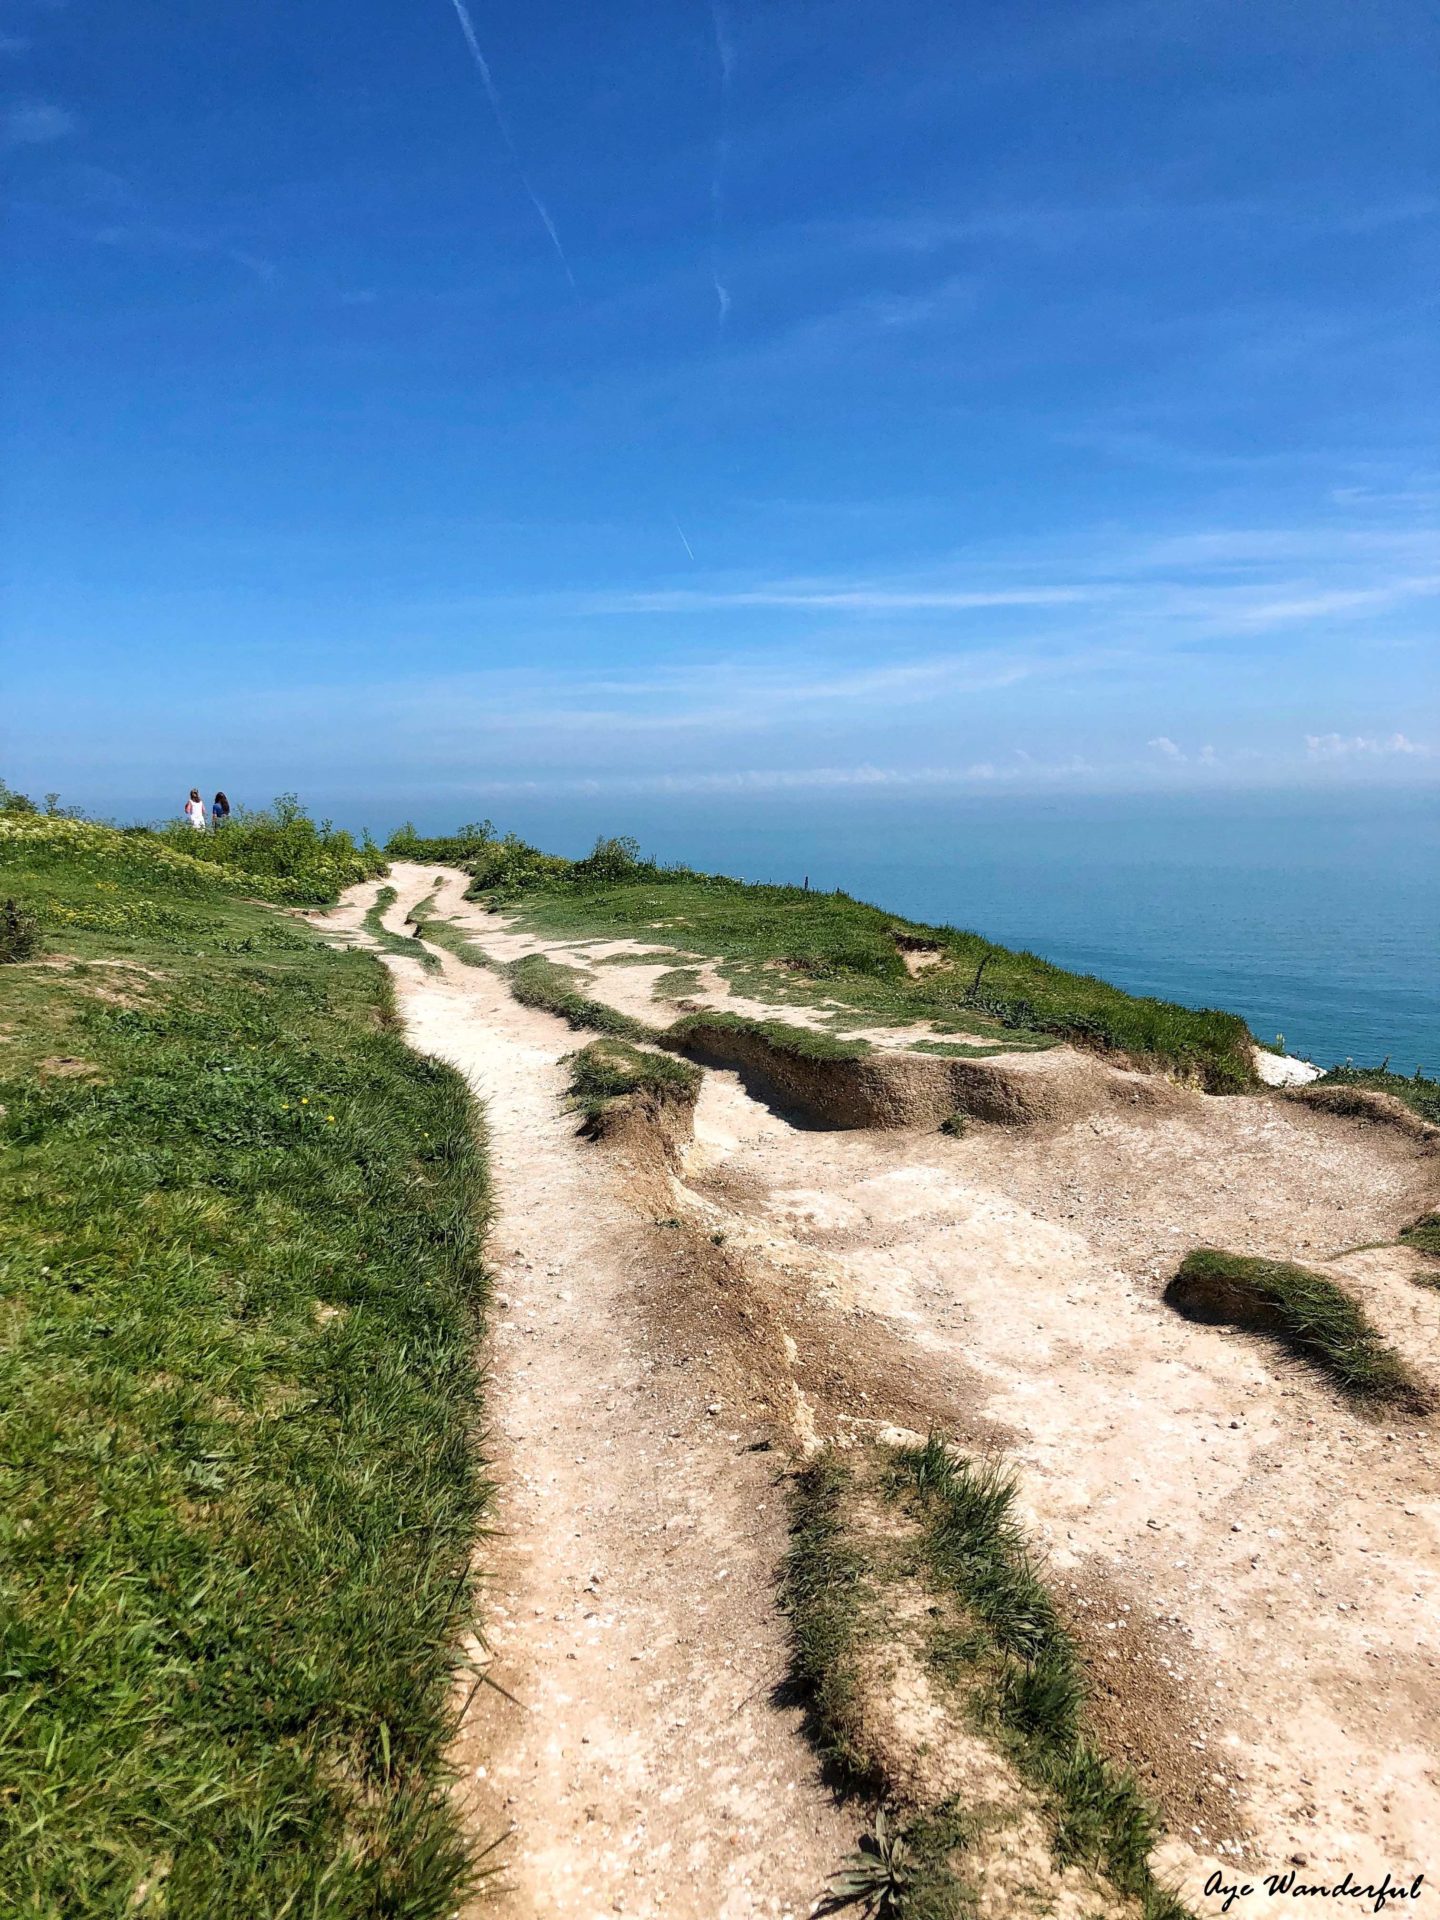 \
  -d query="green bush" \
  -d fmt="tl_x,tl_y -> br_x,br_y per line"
385,820 -> 495,863
153,794 -> 385,904
1,896 -> 41,963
